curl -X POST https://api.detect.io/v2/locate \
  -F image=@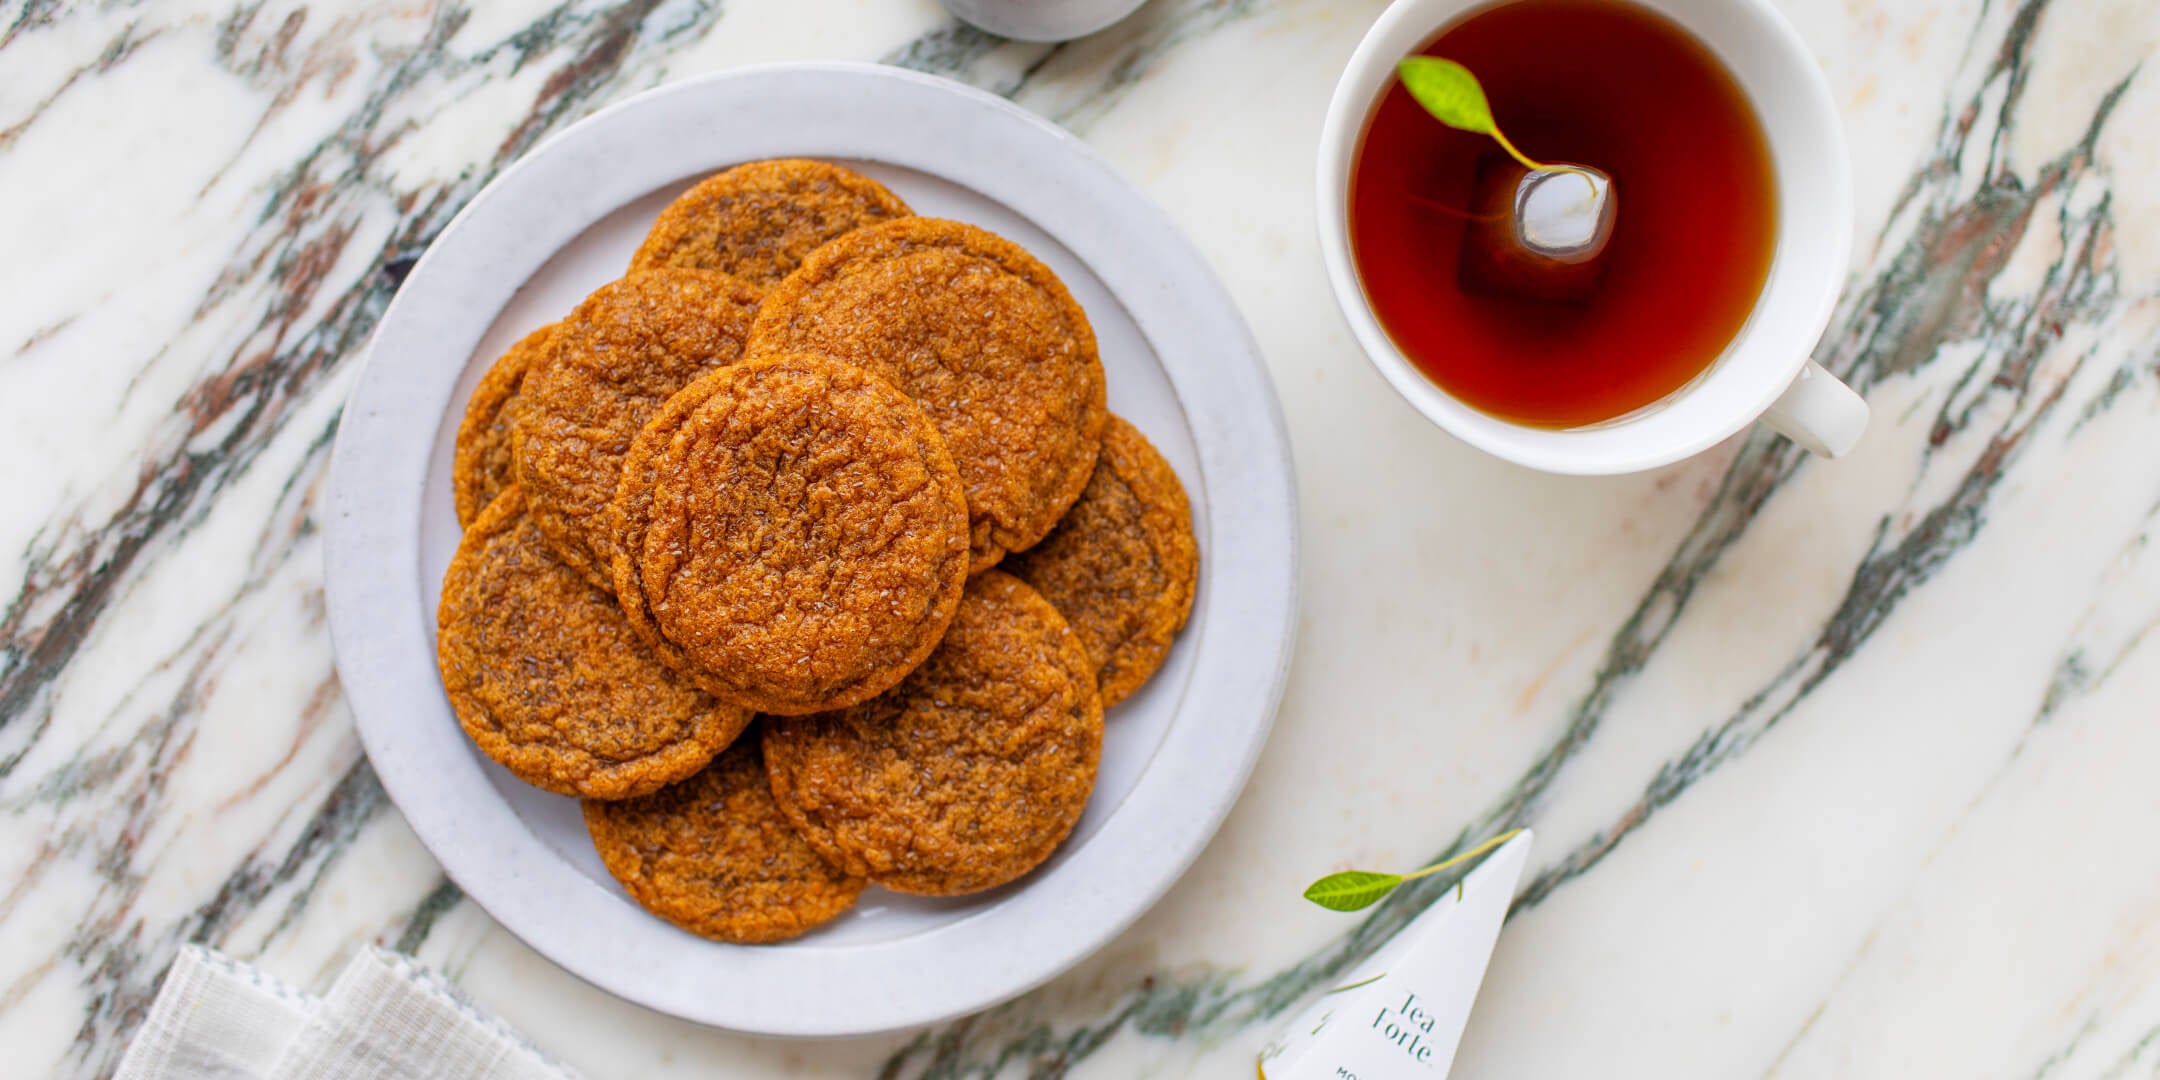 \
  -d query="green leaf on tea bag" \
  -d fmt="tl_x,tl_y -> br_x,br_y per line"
1301,829 -> 1525,913
1302,870 -> 1406,911
1398,57 -> 1497,134
1396,57 -> 1554,174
